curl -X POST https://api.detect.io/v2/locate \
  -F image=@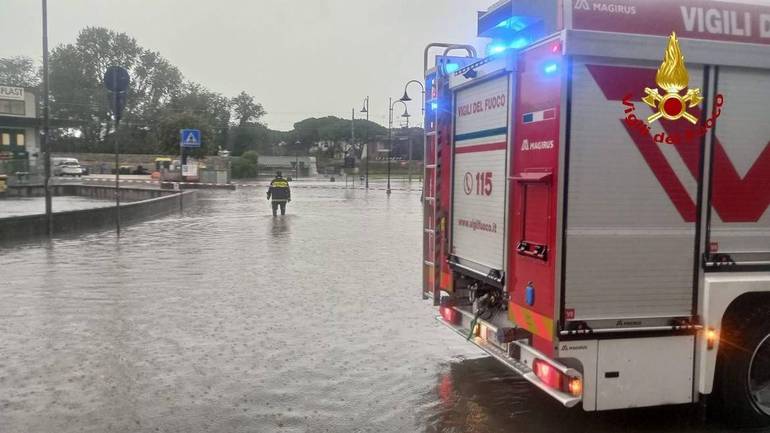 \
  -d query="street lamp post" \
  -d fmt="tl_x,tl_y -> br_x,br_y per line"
360,97 -> 369,189
388,98 -> 409,196
400,80 -> 425,184
402,117 -> 413,184
294,140 -> 301,180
